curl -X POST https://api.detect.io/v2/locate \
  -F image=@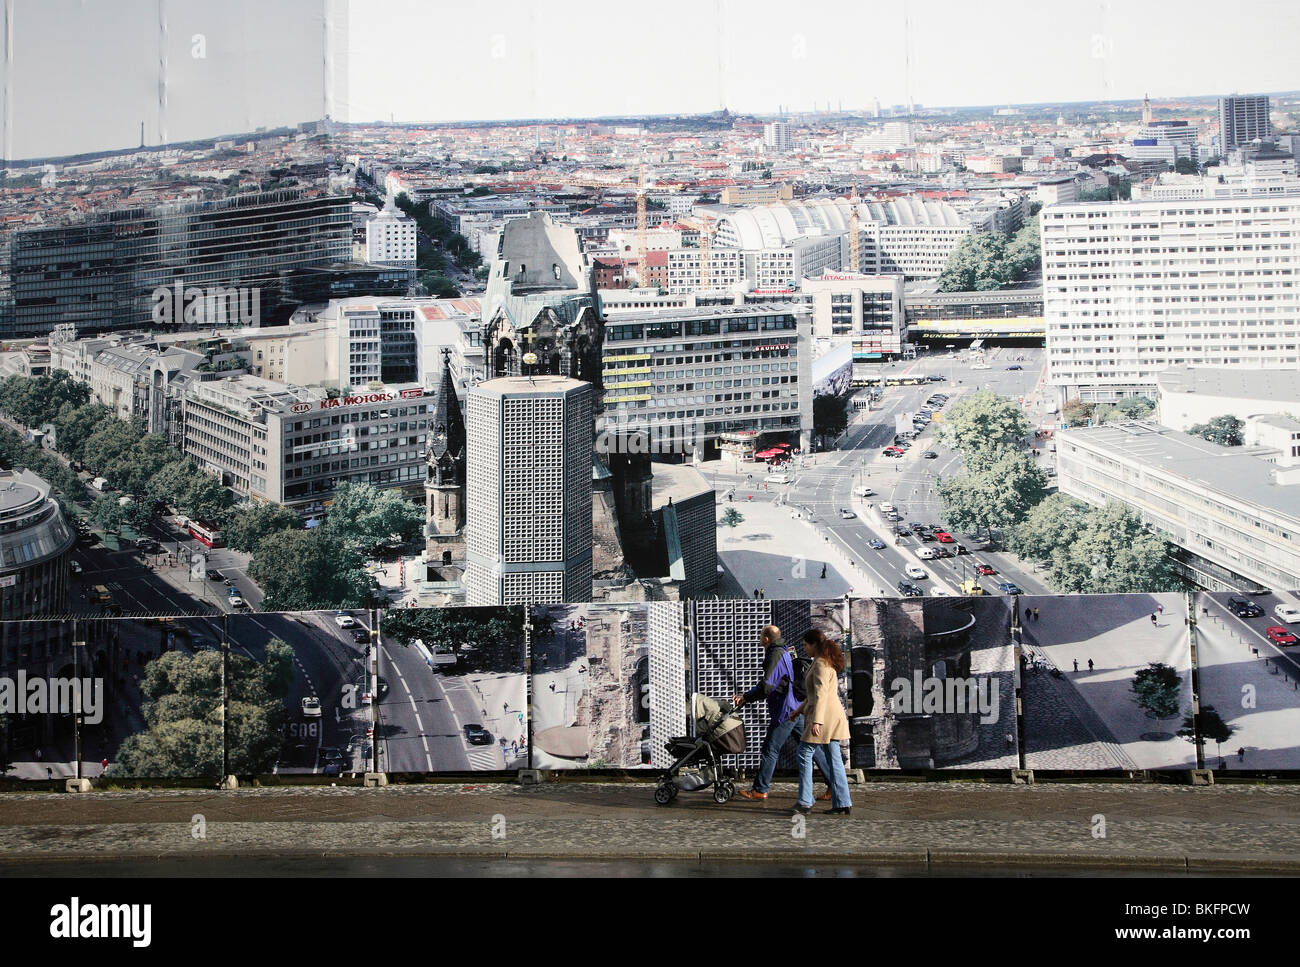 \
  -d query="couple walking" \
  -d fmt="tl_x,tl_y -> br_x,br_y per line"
731,625 -> 853,815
